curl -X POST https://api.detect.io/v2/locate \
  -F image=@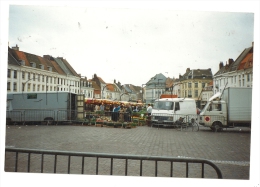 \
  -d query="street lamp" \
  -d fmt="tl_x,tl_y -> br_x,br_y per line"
22,77 -> 39,99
